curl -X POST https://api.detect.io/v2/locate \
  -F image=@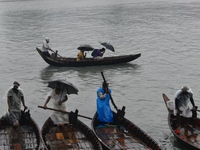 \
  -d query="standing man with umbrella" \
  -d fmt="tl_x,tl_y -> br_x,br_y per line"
43,79 -> 78,126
